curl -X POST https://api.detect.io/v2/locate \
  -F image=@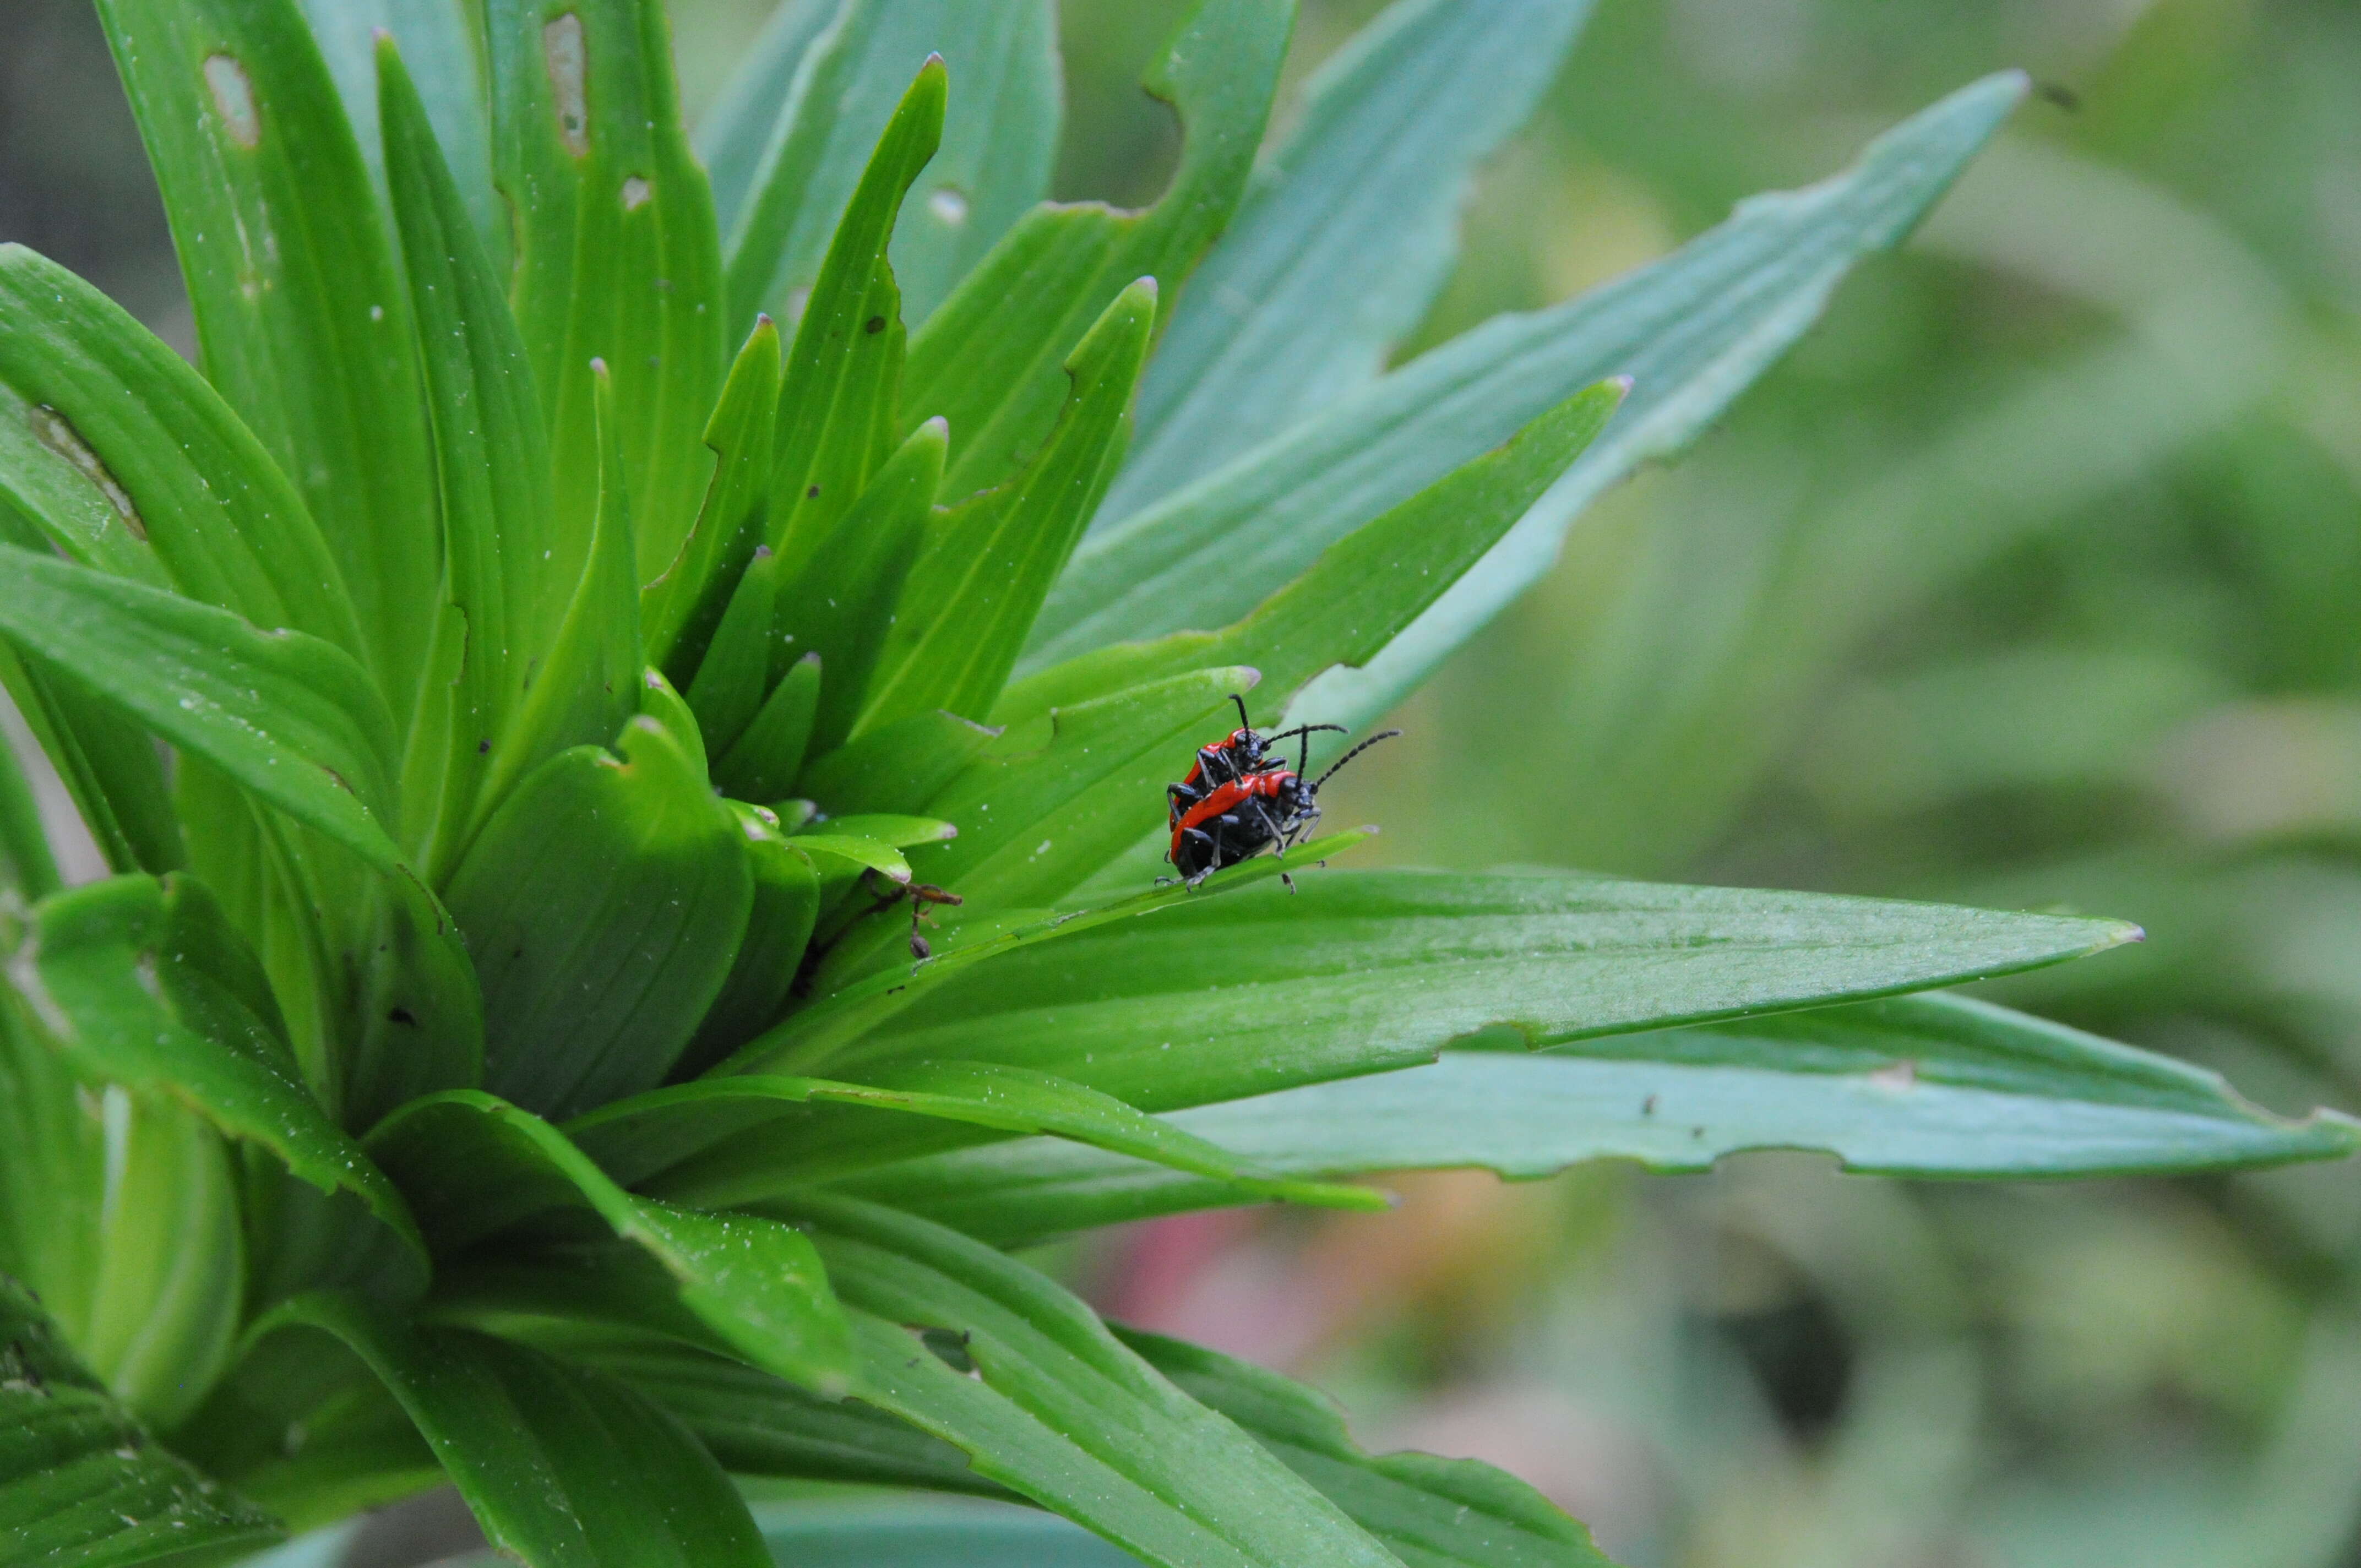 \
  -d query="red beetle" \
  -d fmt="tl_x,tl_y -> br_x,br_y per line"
1167,727 -> 1400,887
